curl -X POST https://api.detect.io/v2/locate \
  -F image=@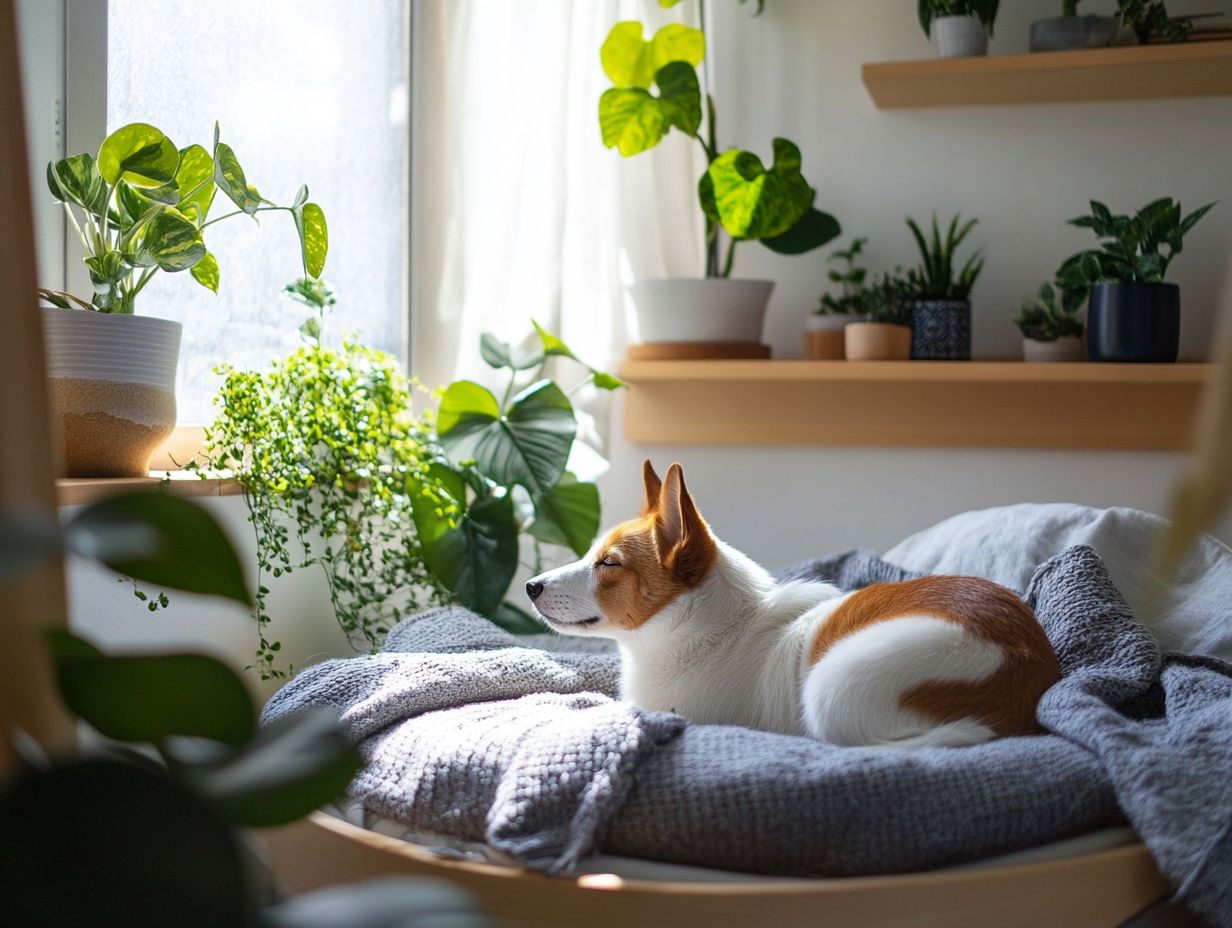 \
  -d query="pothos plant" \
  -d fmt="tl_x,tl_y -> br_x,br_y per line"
599,0 -> 840,278
415,325 -> 624,633
917,0 -> 1000,38
39,121 -> 327,314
